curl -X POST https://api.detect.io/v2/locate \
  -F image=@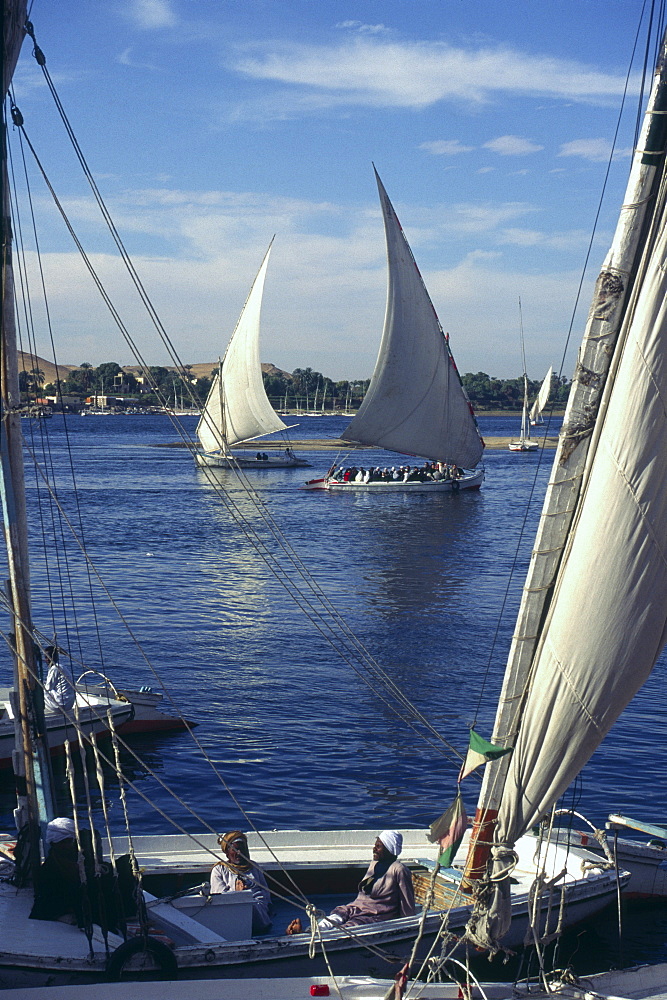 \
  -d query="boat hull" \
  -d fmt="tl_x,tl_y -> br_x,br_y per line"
303,469 -> 484,492
196,452 -> 310,469
508,441 -> 539,452
0,689 -> 133,771
0,827 -> 626,987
